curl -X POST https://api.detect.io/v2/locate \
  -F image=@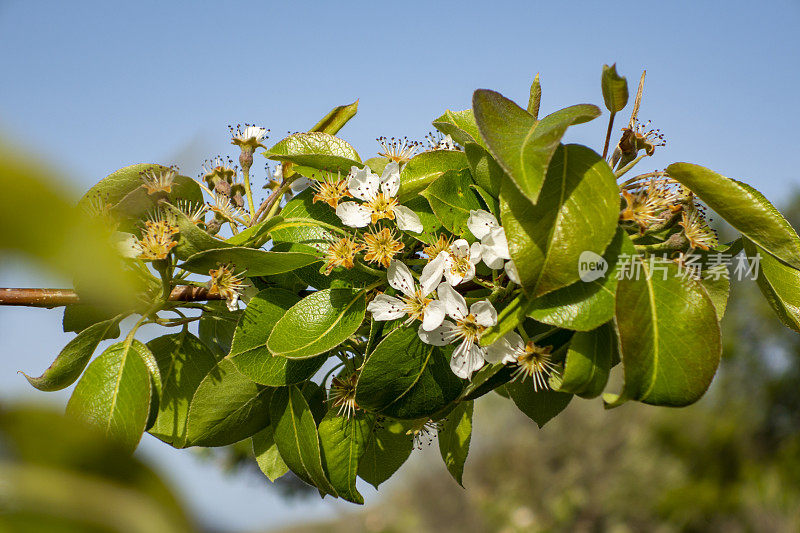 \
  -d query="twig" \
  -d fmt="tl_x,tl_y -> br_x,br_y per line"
0,286 -> 224,308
